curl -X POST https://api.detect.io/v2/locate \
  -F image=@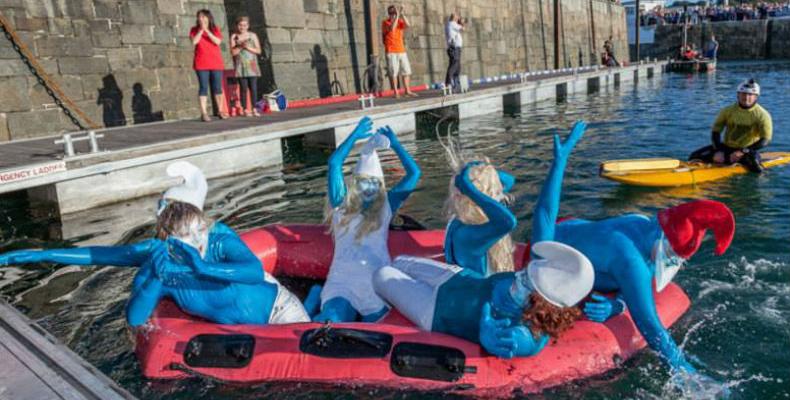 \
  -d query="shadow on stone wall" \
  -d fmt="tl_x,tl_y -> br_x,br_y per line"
343,0 -> 362,94
310,45 -> 332,98
420,0 -> 436,82
132,83 -> 163,125
97,74 -> 125,128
